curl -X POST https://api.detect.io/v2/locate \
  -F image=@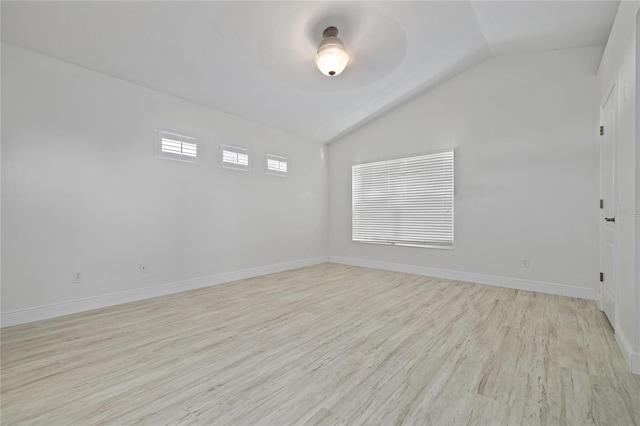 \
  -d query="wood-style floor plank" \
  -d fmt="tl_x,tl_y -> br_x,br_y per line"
1,263 -> 639,425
